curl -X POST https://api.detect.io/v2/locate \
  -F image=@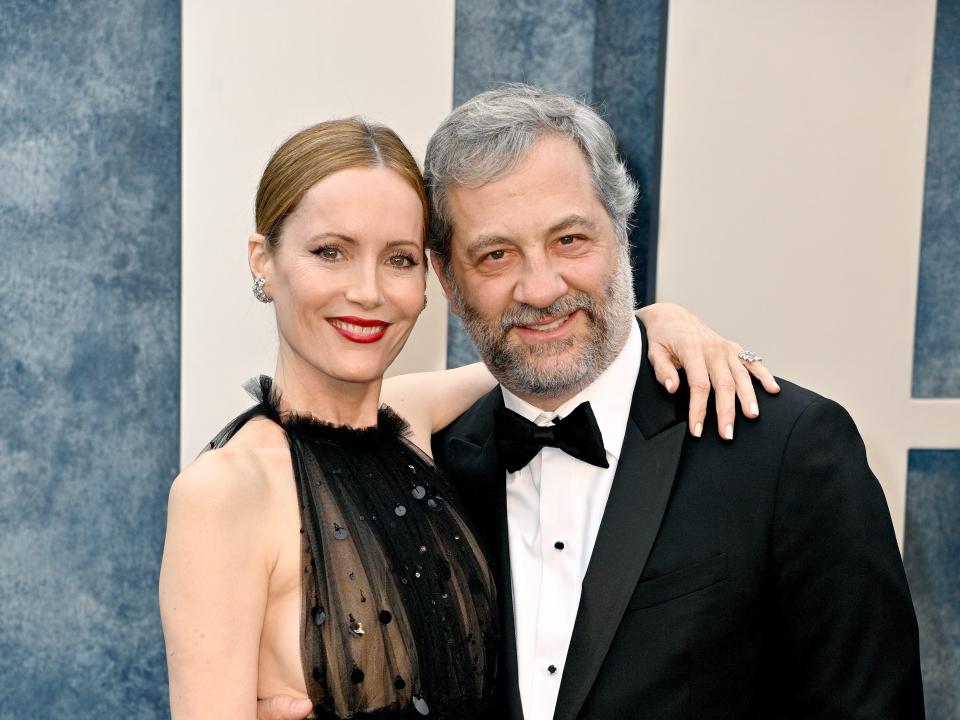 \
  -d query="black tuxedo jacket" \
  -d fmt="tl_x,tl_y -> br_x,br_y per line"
433,322 -> 924,719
